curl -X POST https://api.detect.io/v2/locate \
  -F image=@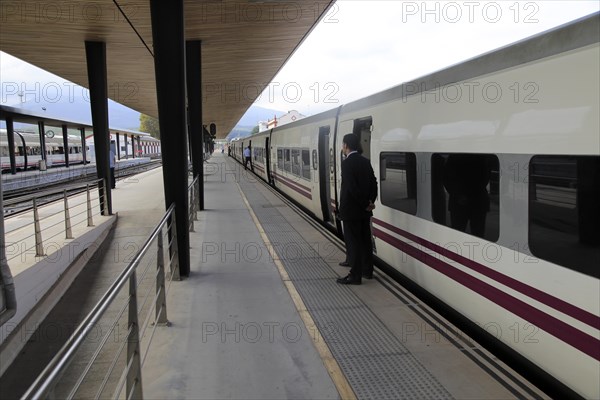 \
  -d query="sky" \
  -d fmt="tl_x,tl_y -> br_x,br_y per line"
1,1 -> 599,122
255,0 -> 600,115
